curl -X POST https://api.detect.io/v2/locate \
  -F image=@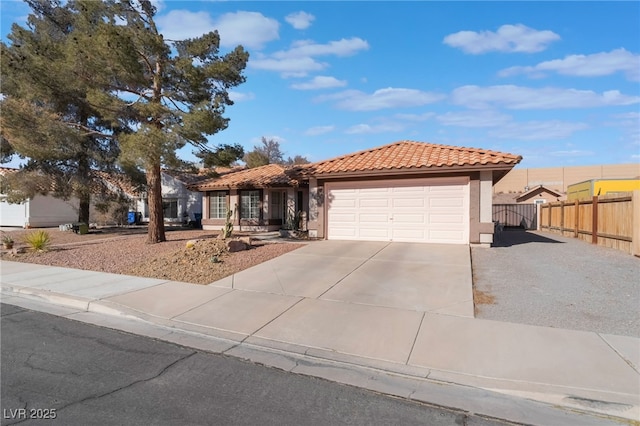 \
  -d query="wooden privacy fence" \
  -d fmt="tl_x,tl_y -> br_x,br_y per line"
539,190 -> 640,256
493,204 -> 537,229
